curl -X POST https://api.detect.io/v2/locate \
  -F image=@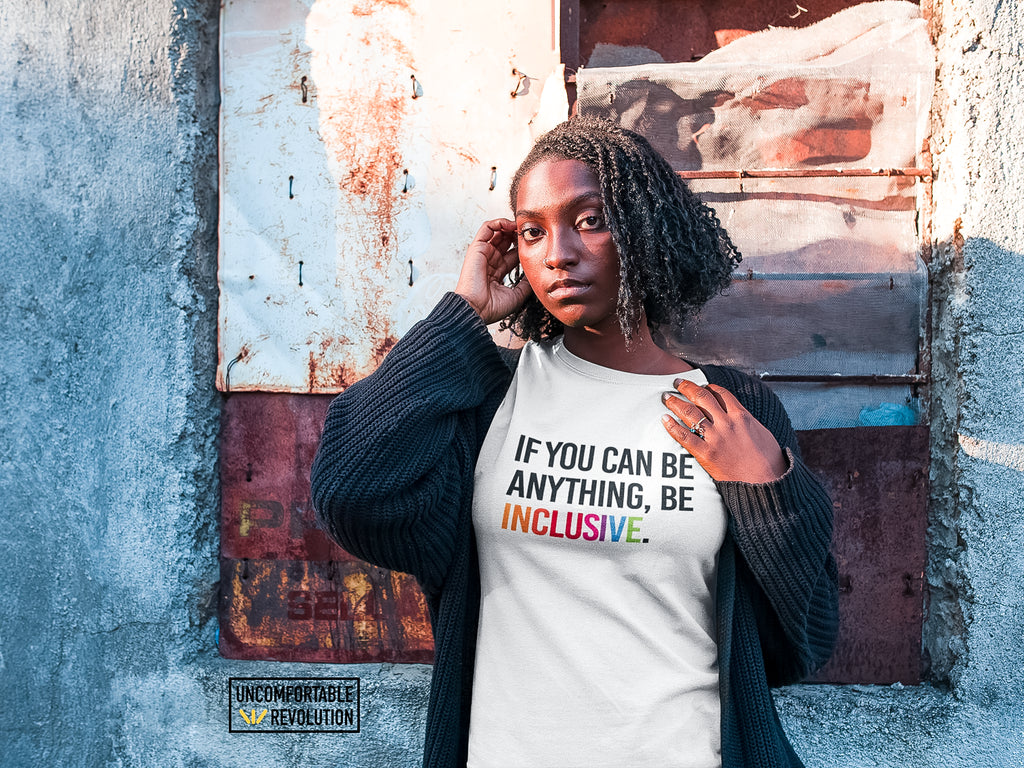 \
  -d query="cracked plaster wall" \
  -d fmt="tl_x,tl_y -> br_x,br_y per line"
0,0 -> 1021,766
0,1 -> 429,766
